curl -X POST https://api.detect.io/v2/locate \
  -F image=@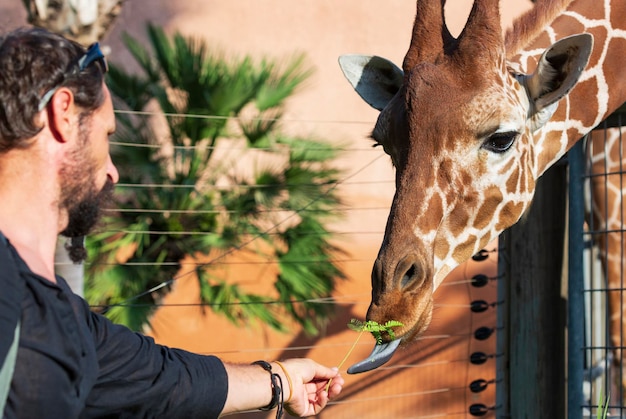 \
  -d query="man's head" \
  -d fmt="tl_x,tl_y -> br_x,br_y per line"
0,27 -> 118,262
0,27 -> 107,151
